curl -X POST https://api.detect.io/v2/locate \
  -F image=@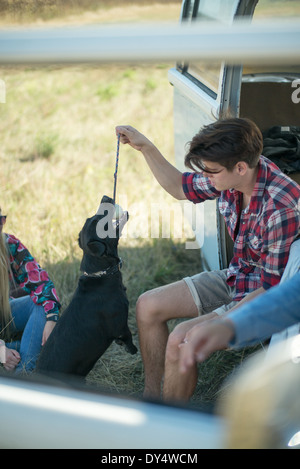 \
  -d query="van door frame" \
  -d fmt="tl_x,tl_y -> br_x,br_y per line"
208,0 -> 259,268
